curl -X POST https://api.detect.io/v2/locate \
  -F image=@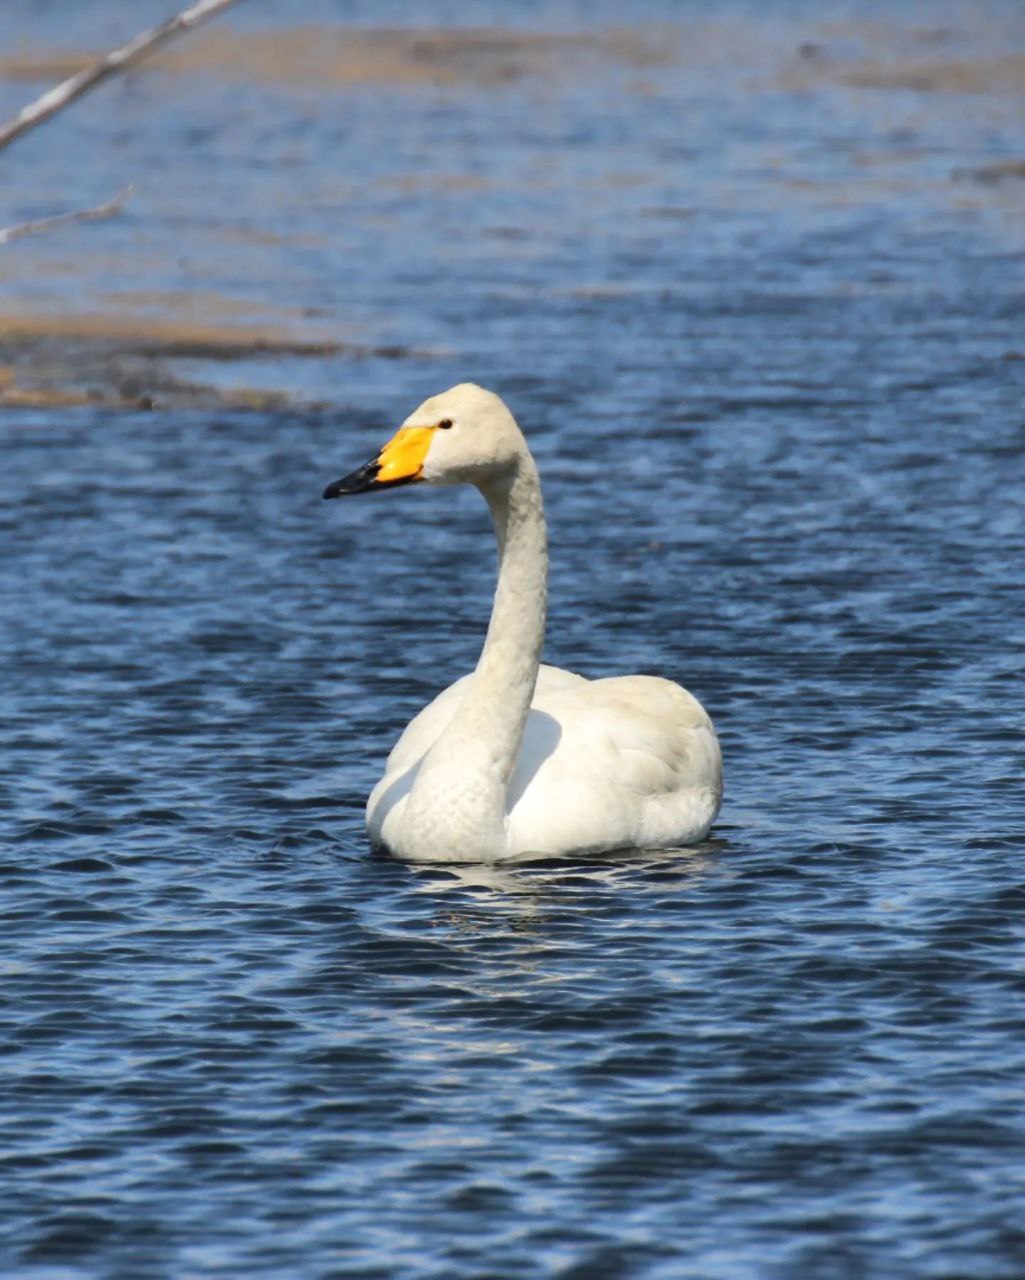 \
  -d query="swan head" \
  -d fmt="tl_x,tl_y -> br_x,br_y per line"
323,383 -> 525,498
